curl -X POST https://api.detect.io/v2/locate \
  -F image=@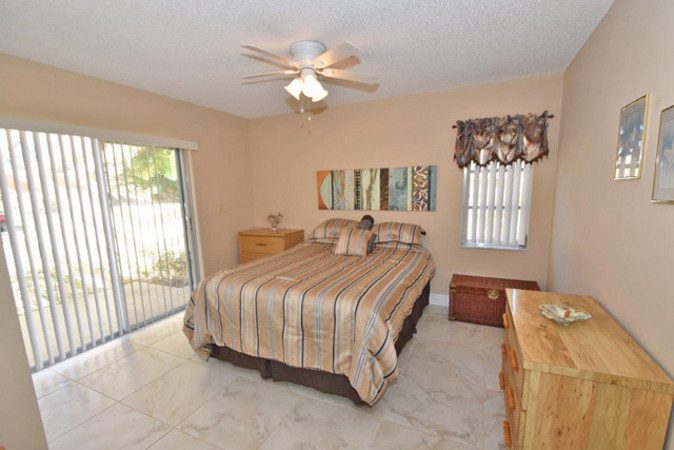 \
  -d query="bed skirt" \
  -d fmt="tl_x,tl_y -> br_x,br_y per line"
210,282 -> 430,406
